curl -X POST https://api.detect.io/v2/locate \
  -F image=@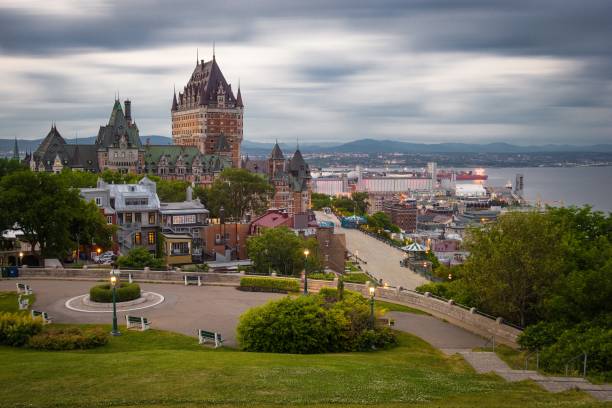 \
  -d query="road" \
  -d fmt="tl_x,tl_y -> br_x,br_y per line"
315,211 -> 428,290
